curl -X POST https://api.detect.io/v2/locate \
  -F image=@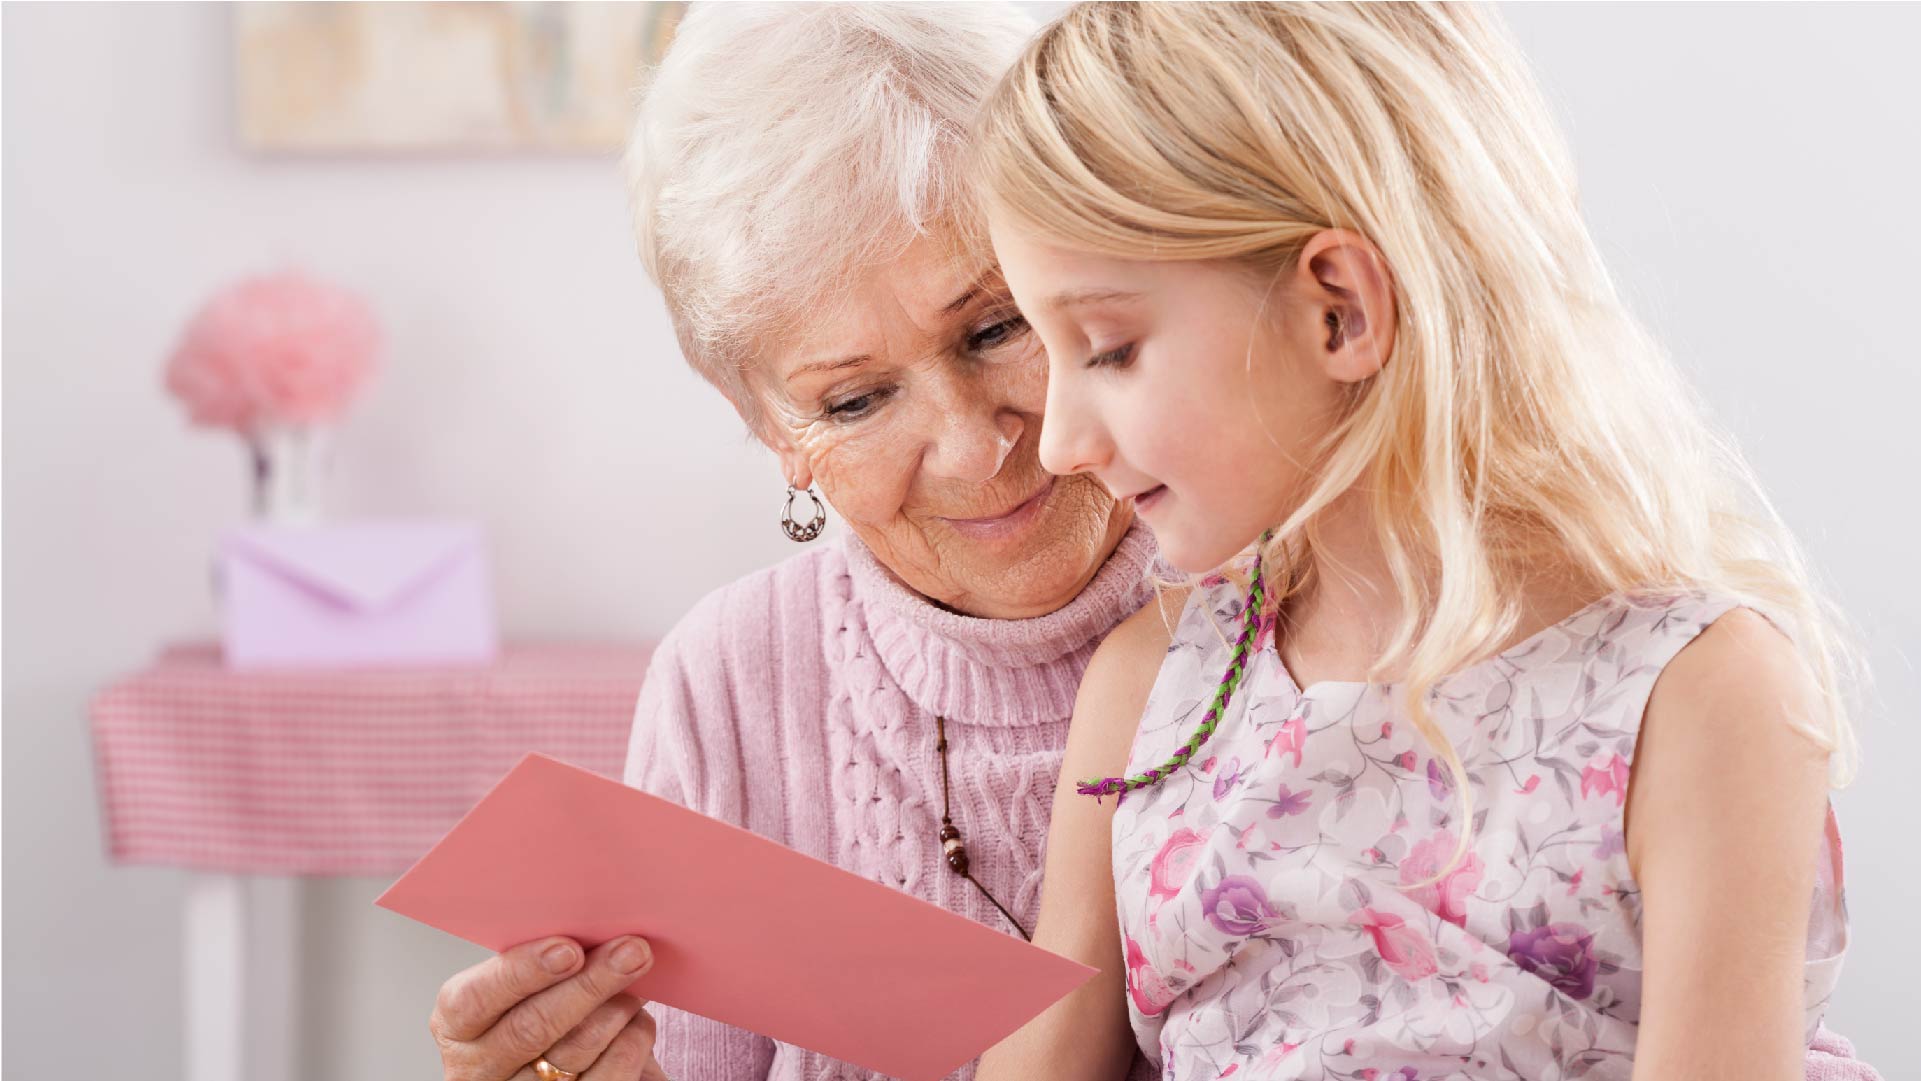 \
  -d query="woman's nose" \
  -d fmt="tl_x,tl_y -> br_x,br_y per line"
921,379 -> 1023,484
